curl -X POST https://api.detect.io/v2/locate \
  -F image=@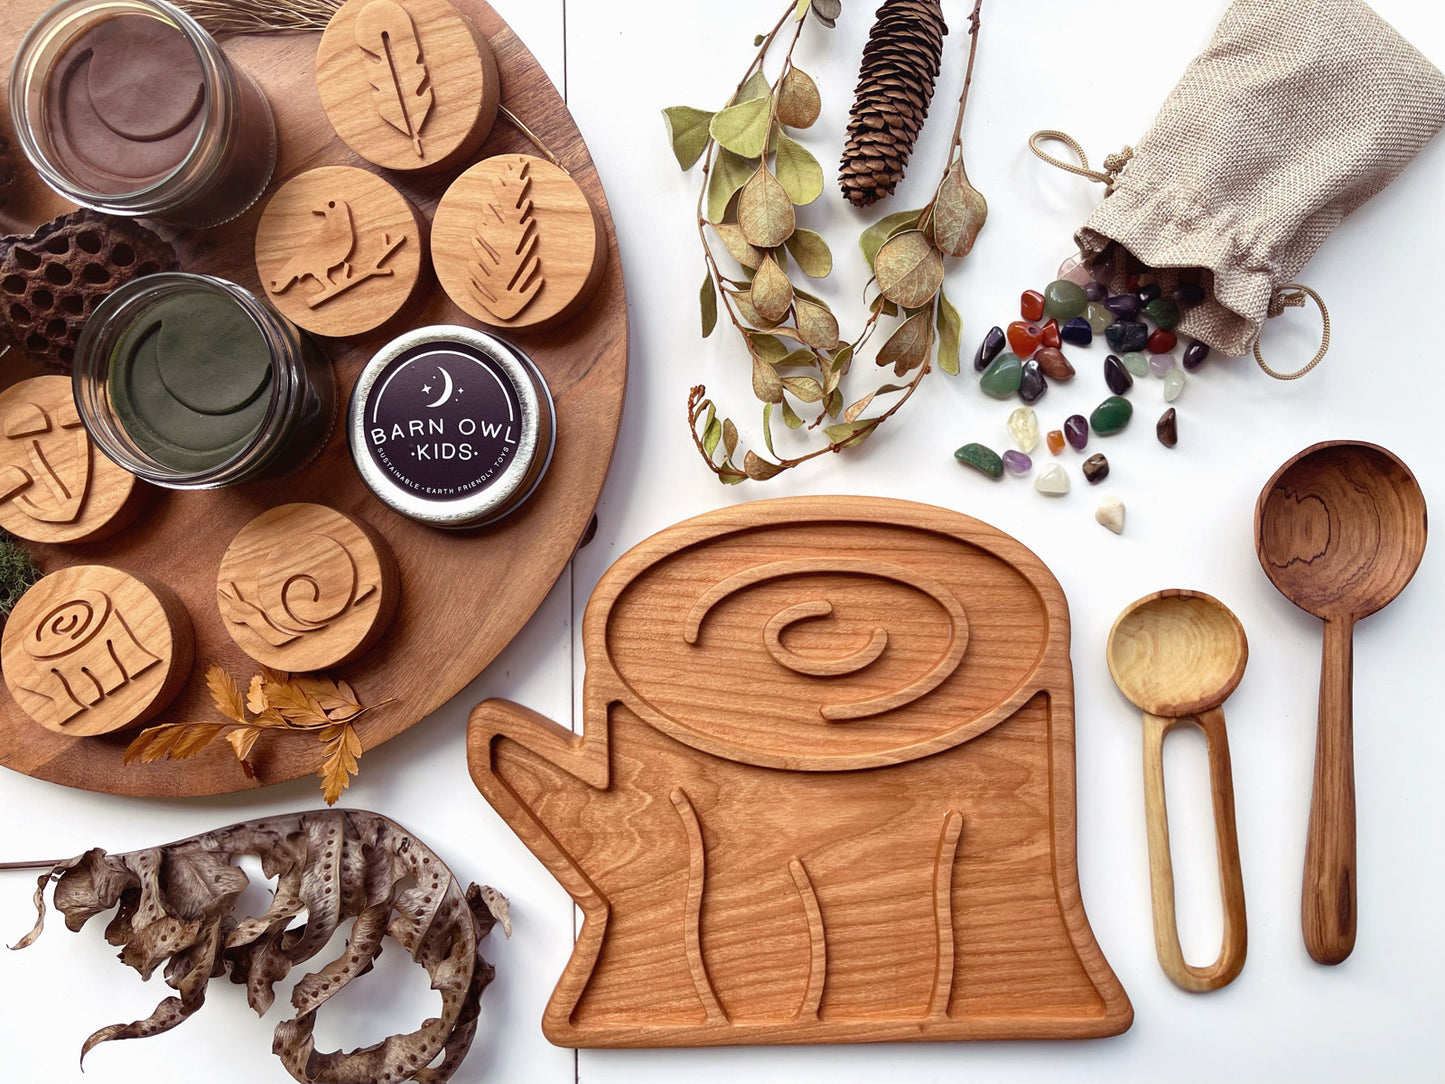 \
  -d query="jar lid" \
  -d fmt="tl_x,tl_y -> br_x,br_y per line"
348,325 -> 554,529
